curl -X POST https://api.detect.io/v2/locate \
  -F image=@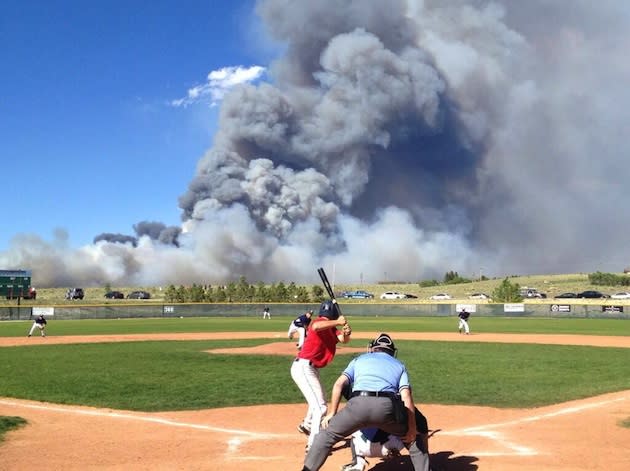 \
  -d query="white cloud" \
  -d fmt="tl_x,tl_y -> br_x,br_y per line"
171,65 -> 266,107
